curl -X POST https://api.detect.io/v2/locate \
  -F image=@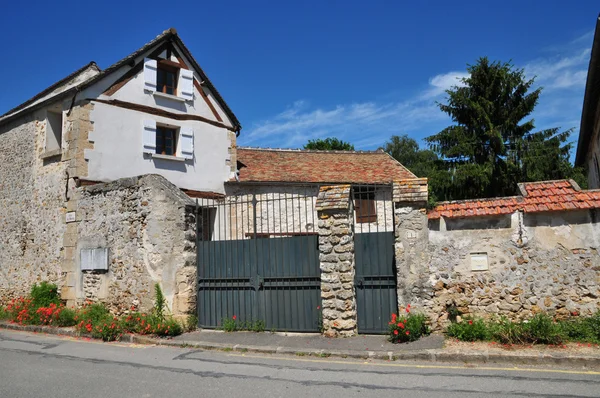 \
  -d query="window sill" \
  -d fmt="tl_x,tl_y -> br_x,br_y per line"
153,91 -> 187,102
40,149 -> 62,160
152,153 -> 187,162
